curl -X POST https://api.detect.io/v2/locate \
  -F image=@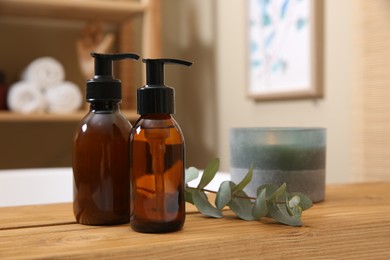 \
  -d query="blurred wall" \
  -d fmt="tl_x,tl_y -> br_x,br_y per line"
159,0 -> 362,183
161,0 -> 218,169
215,0 -> 361,183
